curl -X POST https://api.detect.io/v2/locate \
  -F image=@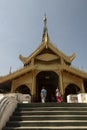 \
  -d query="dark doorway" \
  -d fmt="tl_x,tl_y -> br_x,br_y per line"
64,84 -> 80,102
0,81 -> 11,93
84,79 -> 87,93
36,71 -> 59,102
15,85 -> 31,95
